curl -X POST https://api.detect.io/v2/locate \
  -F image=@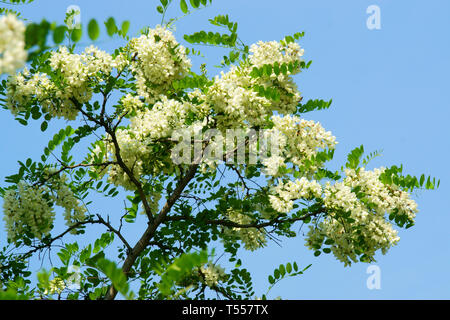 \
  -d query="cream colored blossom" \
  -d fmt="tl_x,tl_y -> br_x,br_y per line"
199,263 -> 226,288
223,208 -> 266,251
128,26 -> 191,104
305,167 -> 417,266
0,14 -> 27,74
